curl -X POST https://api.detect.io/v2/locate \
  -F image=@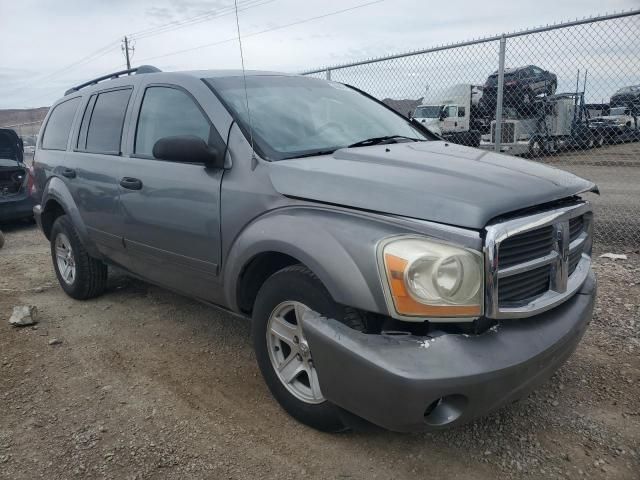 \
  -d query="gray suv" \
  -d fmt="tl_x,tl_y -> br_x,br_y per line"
33,66 -> 597,432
